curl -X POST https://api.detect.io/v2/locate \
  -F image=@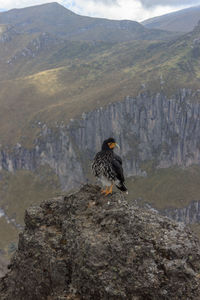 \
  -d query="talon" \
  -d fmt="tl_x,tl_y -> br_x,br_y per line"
101,187 -> 109,194
105,185 -> 113,196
